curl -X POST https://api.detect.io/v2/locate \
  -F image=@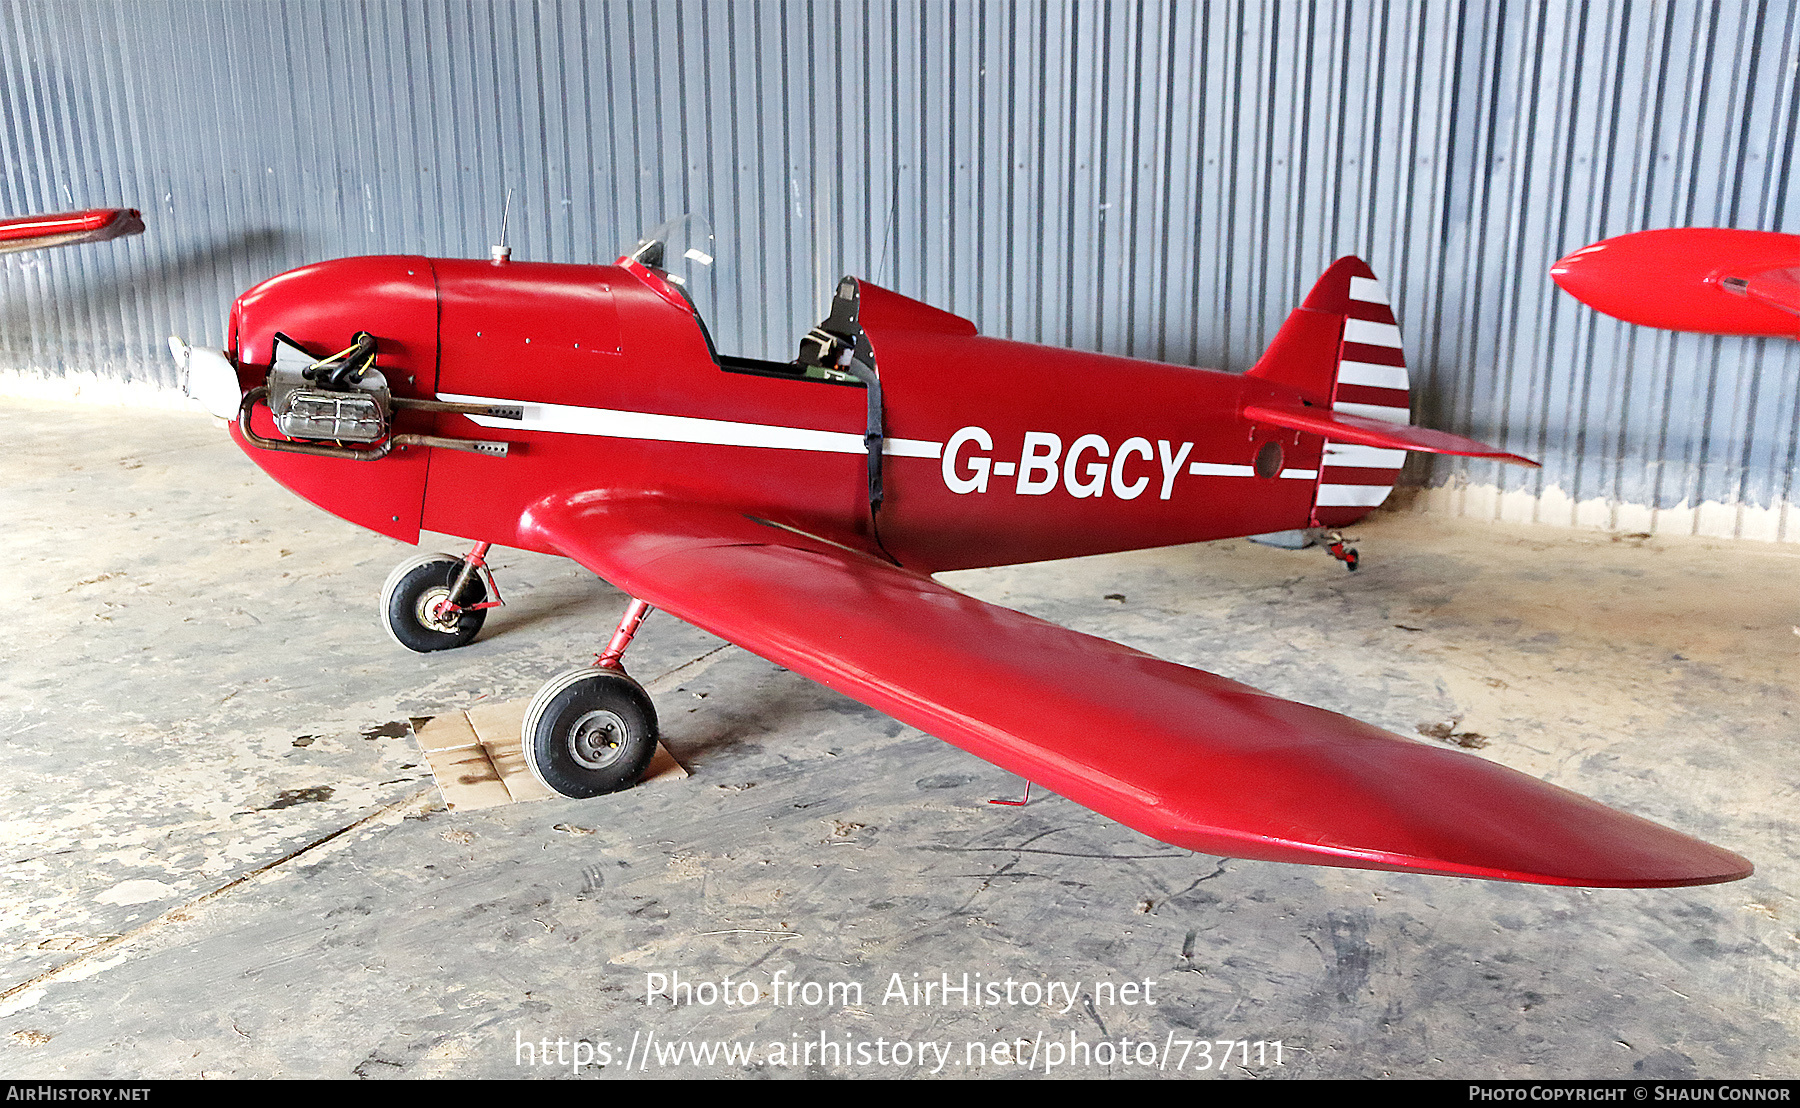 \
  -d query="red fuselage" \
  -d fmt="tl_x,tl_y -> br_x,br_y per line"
227,256 -> 1325,574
